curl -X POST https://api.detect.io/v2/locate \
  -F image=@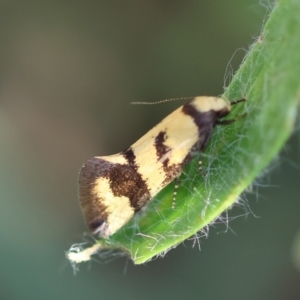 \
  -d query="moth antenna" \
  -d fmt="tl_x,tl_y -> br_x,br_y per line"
230,98 -> 246,105
131,96 -> 195,105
